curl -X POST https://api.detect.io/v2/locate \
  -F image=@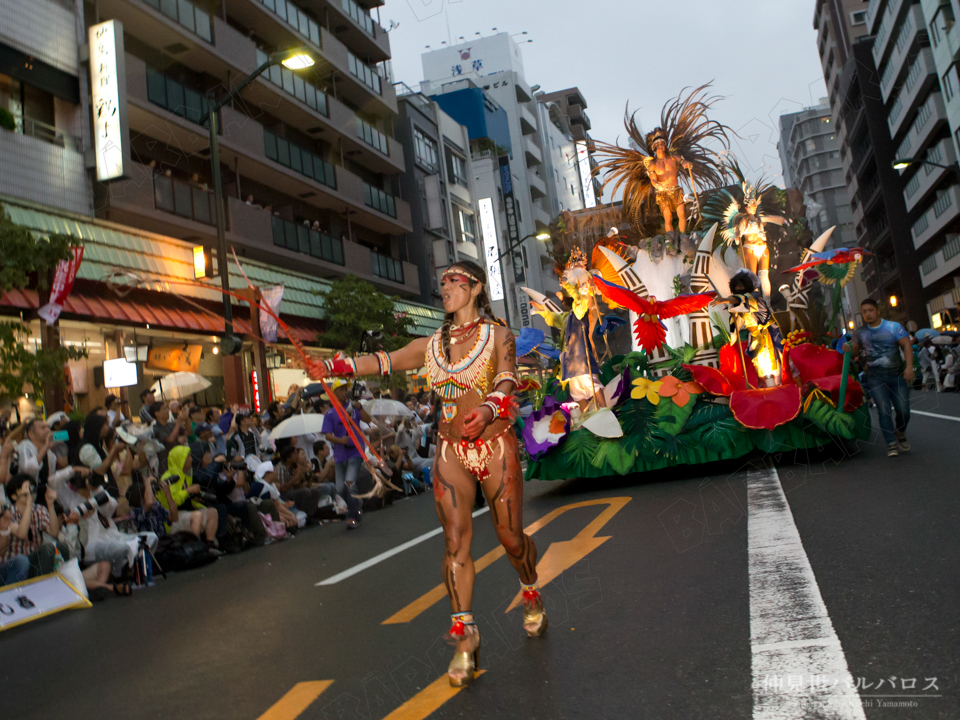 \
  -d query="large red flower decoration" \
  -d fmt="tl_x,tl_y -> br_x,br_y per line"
787,343 -> 863,412
685,341 -> 862,431
684,341 -> 798,431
